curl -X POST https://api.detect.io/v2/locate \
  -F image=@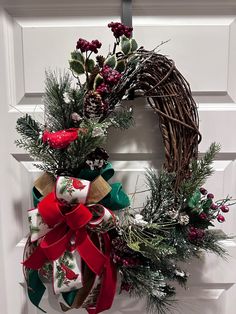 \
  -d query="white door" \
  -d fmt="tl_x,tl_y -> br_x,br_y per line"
1,1 -> 236,313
